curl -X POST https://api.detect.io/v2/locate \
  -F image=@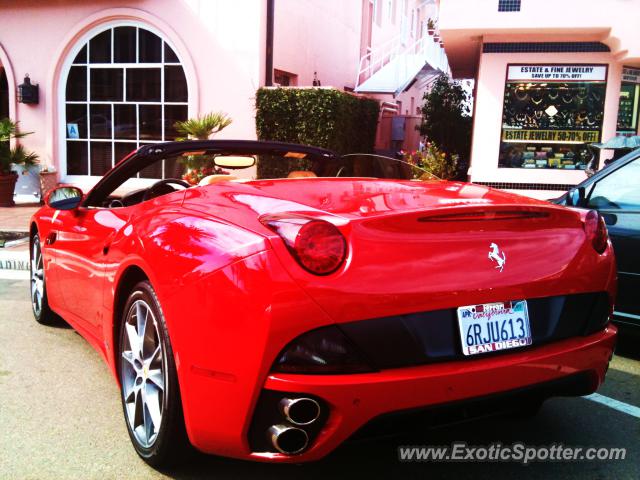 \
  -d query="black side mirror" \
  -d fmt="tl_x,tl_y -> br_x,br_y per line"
566,186 -> 586,207
46,186 -> 83,210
